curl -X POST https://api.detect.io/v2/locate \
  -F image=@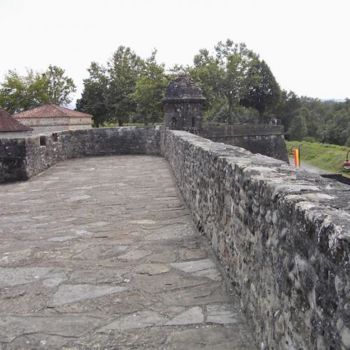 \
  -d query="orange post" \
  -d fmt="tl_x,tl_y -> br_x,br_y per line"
293,148 -> 300,167
292,148 -> 296,166
296,148 -> 300,167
